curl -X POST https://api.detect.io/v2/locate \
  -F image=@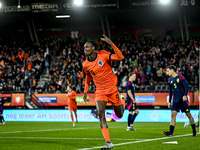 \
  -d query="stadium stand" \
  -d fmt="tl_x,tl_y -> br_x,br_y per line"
0,35 -> 199,94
